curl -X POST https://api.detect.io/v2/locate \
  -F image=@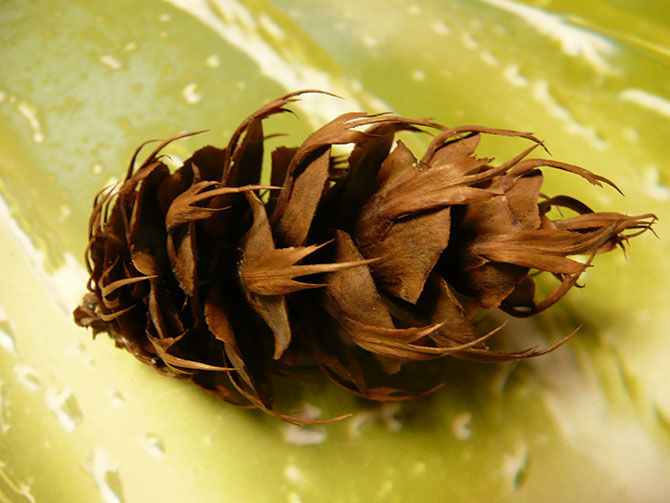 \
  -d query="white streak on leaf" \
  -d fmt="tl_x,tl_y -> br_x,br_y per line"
641,165 -> 670,202
17,102 -> 44,143
430,20 -> 450,36
461,32 -> 479,50
0,327 -> 16,356
13,363 -> 41,392
182,82 -> 203,104
287,493 -> 302,503
85,448 -> 124,503
620,89 -> 670,118
0,381 -> 10,434
142,433 -> 165,459
0,194 -> 88,315
451,412 -> 472,440
106,389 -> 125,407
258,13 -> 284,40
482,0 -> 615,73
0,461 -> 36,502
206,53 -> 221,67
284,464 -> 302,483
503,64 -> 528,87
480,50 -> 499,67
503,443 -> 528,490
99,55 -> 122,70
281,424 -> 327,446
532,80 -> 608,150
411,69 -> 426,82
46,387 -> 83,432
